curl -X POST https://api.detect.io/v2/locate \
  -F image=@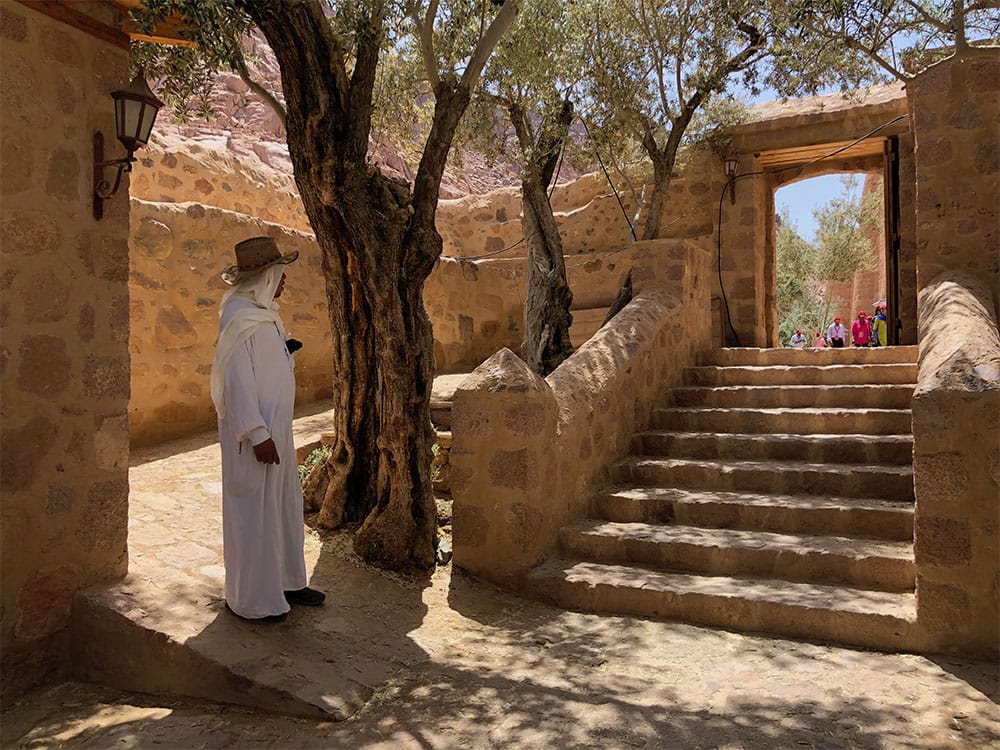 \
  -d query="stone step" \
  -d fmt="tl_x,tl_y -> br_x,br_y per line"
683,364 -> 917,387
614,457 -> 914,500
699,346 -> 919,367
527,560 -> 919,652
650,407 -> 912,435
569,306 -> 609,346
72,576 -> 373,720
670,384 -> 914,409
591,487 -> 914,540
559,521 -> 915,591
635,431 -> 913,465
430,400 -> 452,430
